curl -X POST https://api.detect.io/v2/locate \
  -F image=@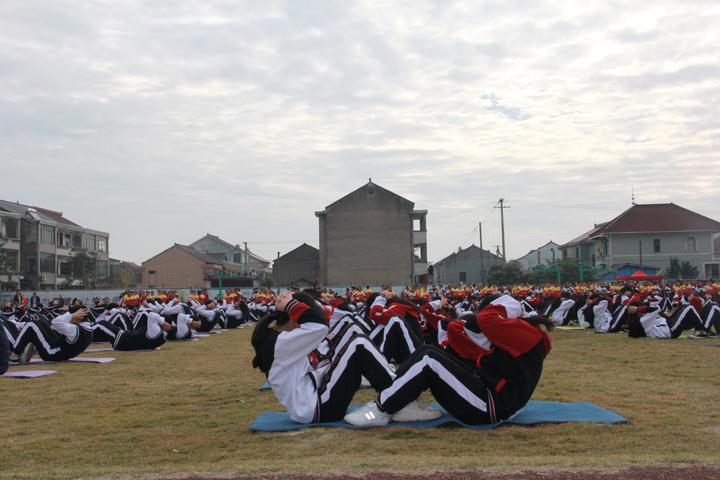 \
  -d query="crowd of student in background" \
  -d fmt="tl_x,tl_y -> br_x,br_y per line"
2,279 -> 718,376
